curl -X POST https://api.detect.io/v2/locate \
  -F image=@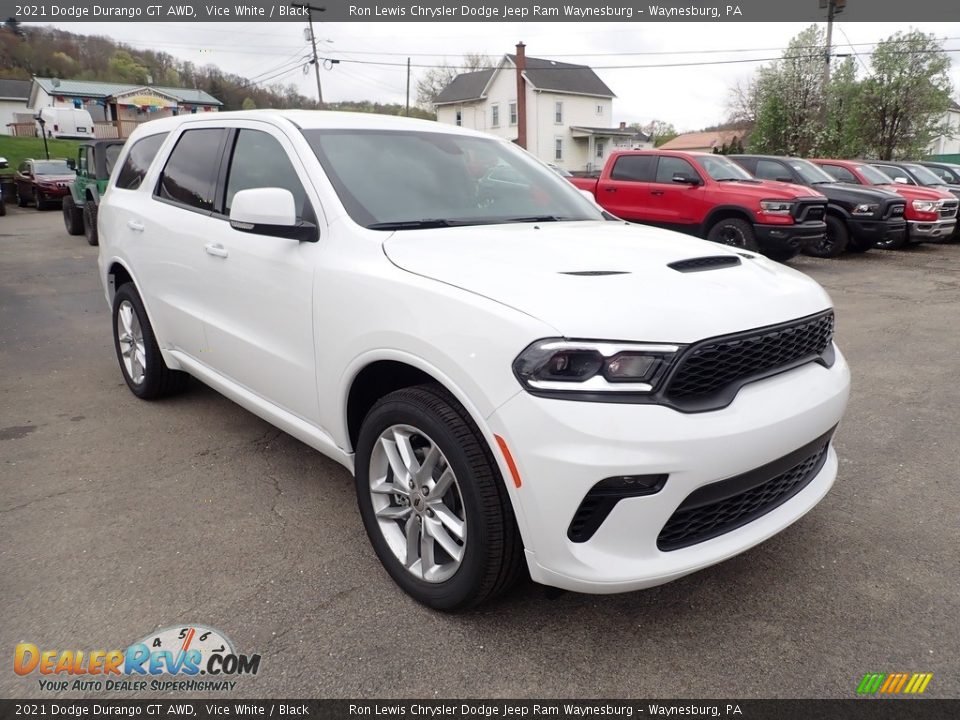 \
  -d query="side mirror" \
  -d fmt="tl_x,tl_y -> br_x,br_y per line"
672,173 -> 701,185
893,176 -> 909,184
229,188 -> 317,242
